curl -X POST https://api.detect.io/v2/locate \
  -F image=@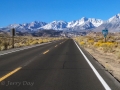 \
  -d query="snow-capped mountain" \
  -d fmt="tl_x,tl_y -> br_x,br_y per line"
25,21 -> 47,30
40,17 -> 103,30
40,21 -> 68,30
88,18 -> 103,27
108,14 -> 120,22
8,21 -> 47,29
0,17 -> 103,32
67,17 -> 103,28
1,13 -> 120,33
66,17 -> 103,30
0,21 -> 47,32
94,13 -> 120,32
